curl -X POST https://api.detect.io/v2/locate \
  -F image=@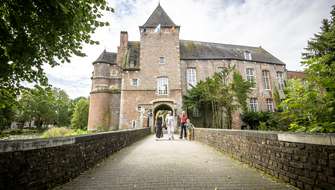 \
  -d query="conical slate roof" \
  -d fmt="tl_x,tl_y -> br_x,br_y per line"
141,4 -> 176,28
93,50 -> 117,64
